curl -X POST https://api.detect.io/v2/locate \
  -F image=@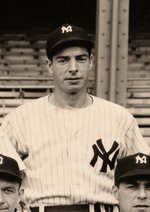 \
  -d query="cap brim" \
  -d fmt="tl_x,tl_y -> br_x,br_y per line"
116,169 -> 150,183
49,37 -> 94,58
53,36 -> 94,48
0,170 -> 22,182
